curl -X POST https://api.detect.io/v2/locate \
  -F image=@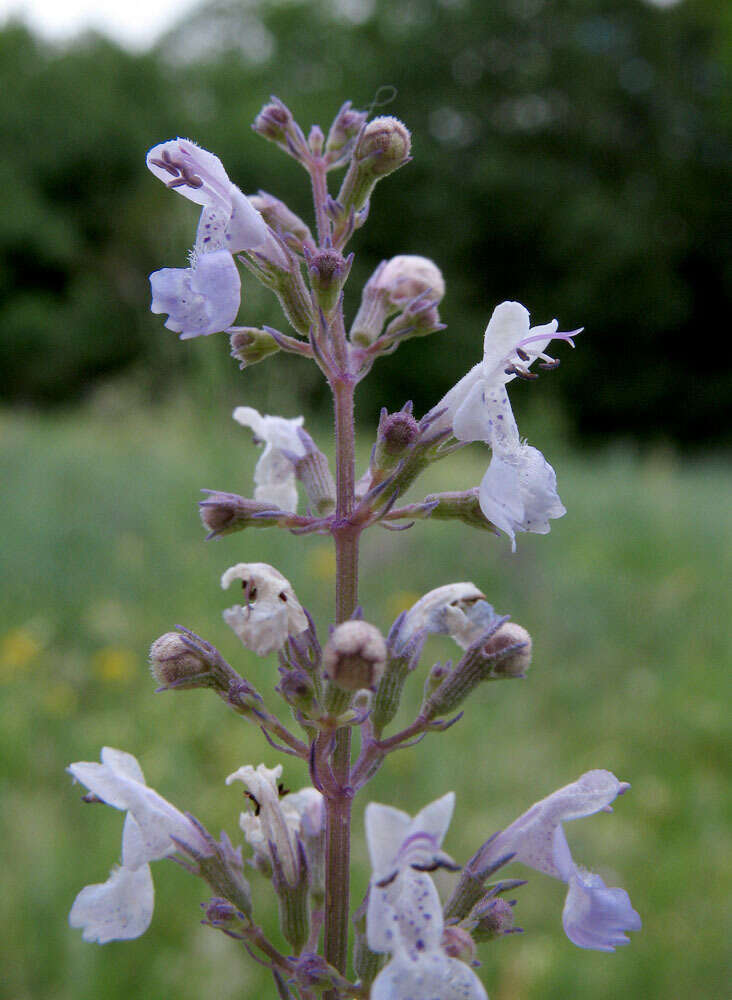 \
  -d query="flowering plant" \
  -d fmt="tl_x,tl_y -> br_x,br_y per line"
68,98 -> 639,998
